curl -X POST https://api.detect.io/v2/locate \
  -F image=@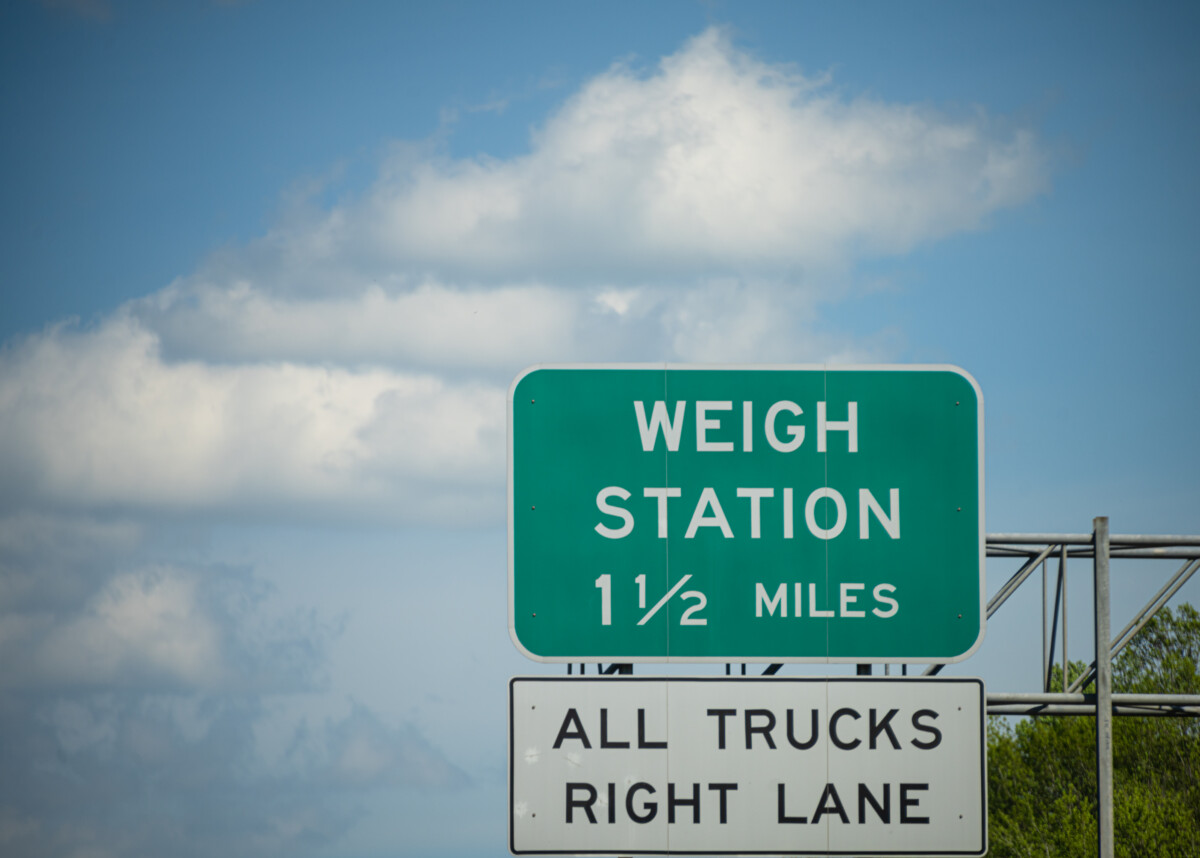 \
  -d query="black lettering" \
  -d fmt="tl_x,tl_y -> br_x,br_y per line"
811,783 -> 849,824
858,783 -> 890,823
553,709 -> 591,749
911,710 -> 942,749
566,782 -> 597,823
668,782 -> 700,823
786,708 -> 819,750
638,709 -> 668,749
707,708 -> 736,749
745,708 -> 776,749
900,783 -> 929,824
830,707 -> 861,750
607,782 -> 616,824
708,783 -> 737,824
777,783 -> 808,824
627,783 -> 657,823
868,708 -> 901,750
600,708 -> 629,749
